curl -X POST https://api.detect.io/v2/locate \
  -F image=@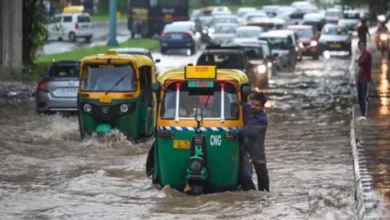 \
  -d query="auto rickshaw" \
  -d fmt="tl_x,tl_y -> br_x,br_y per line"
77,50 -> 157,142
146,65 -> 251,195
